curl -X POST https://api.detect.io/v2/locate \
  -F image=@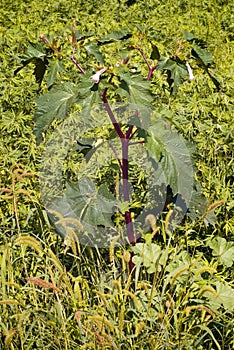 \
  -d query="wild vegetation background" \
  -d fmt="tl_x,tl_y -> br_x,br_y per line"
0,0 -> 233,349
